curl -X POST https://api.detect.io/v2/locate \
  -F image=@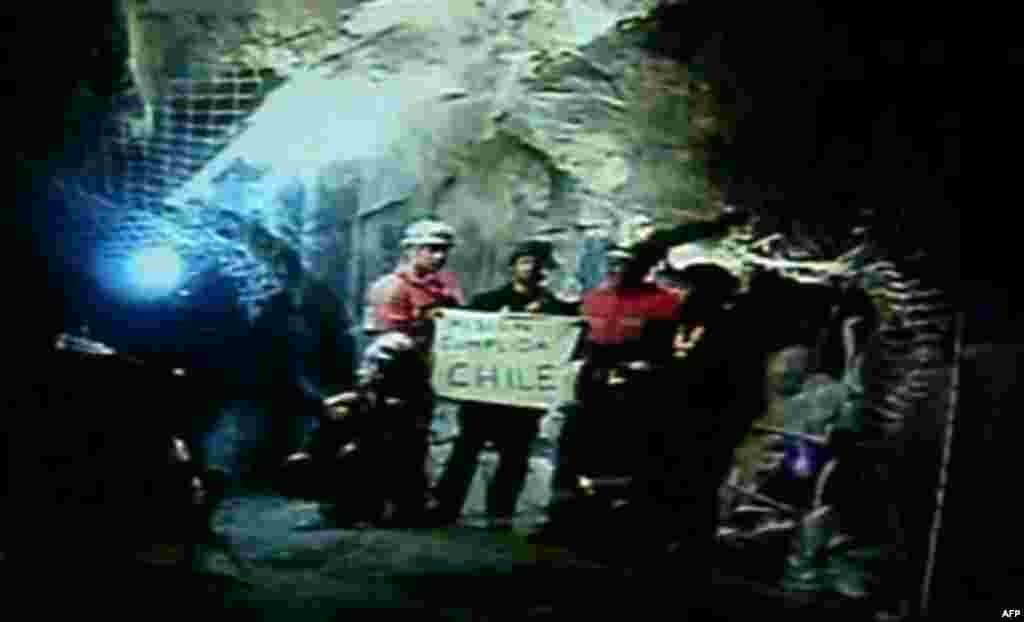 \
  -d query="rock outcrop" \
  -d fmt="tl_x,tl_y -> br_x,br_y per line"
77,0 -> 718,325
